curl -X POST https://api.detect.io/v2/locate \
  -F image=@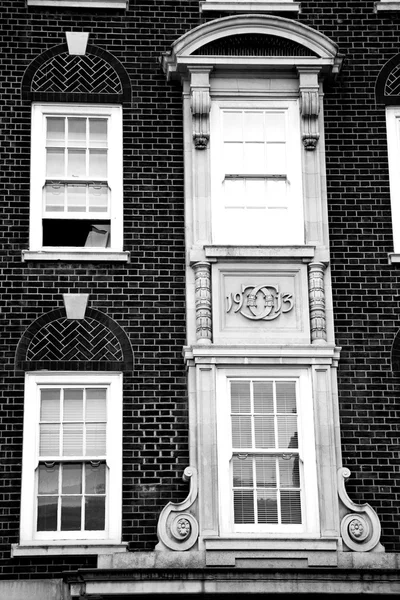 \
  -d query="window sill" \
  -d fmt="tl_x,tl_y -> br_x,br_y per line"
22,250 -> 130,262
27,0 -> 127,7
200,1 -> 301,12
374,1 -> 400,10
11,542 -> 128,557
388,253 -> 400,264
